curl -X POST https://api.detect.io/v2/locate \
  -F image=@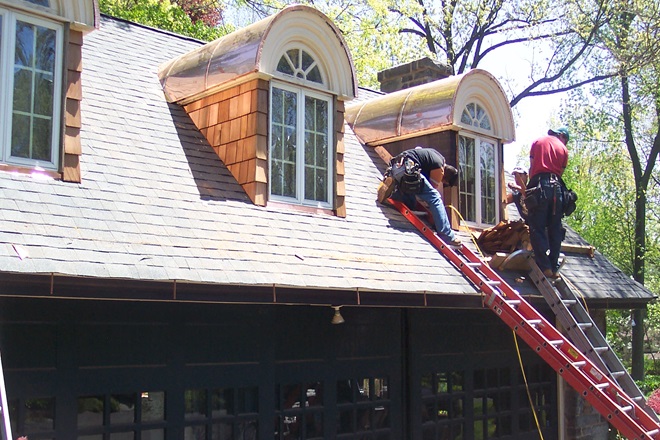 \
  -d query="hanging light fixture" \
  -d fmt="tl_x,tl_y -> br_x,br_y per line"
331,306 -> 345,325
